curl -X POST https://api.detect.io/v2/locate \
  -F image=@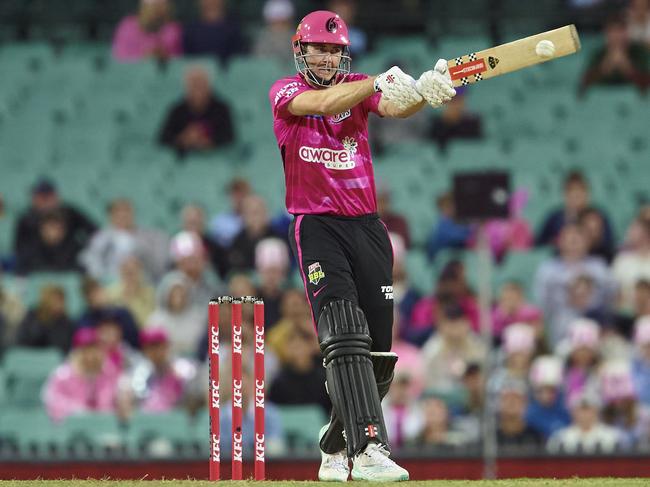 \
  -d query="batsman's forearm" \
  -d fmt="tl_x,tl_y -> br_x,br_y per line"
315,77 -> 377,115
